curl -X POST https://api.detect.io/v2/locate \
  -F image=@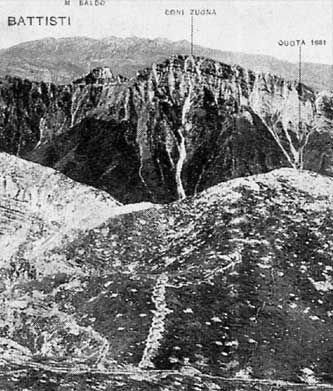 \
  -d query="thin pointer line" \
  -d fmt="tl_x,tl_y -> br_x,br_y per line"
297,45 -> 303,169
190,15 -> 194,56
298,45 -> 302,134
